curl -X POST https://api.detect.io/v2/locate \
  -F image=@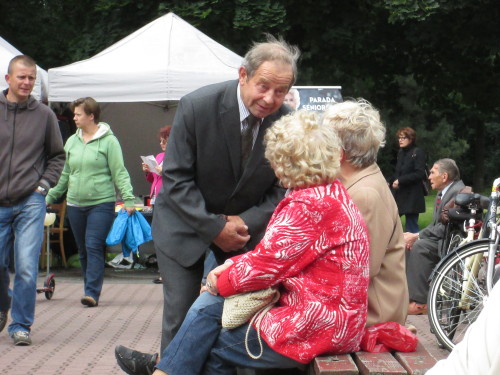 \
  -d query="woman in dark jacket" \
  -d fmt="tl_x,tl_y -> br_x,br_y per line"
390,127 -> 427,233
